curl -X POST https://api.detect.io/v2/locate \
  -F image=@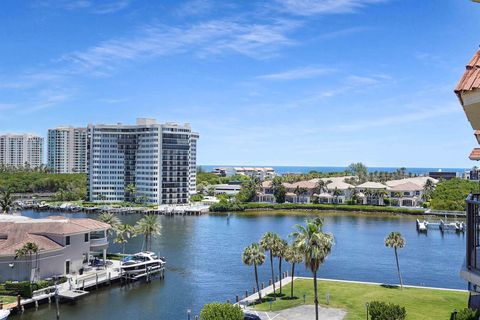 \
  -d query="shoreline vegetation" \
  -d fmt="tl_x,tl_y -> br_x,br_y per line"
210,202 -> 426,215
